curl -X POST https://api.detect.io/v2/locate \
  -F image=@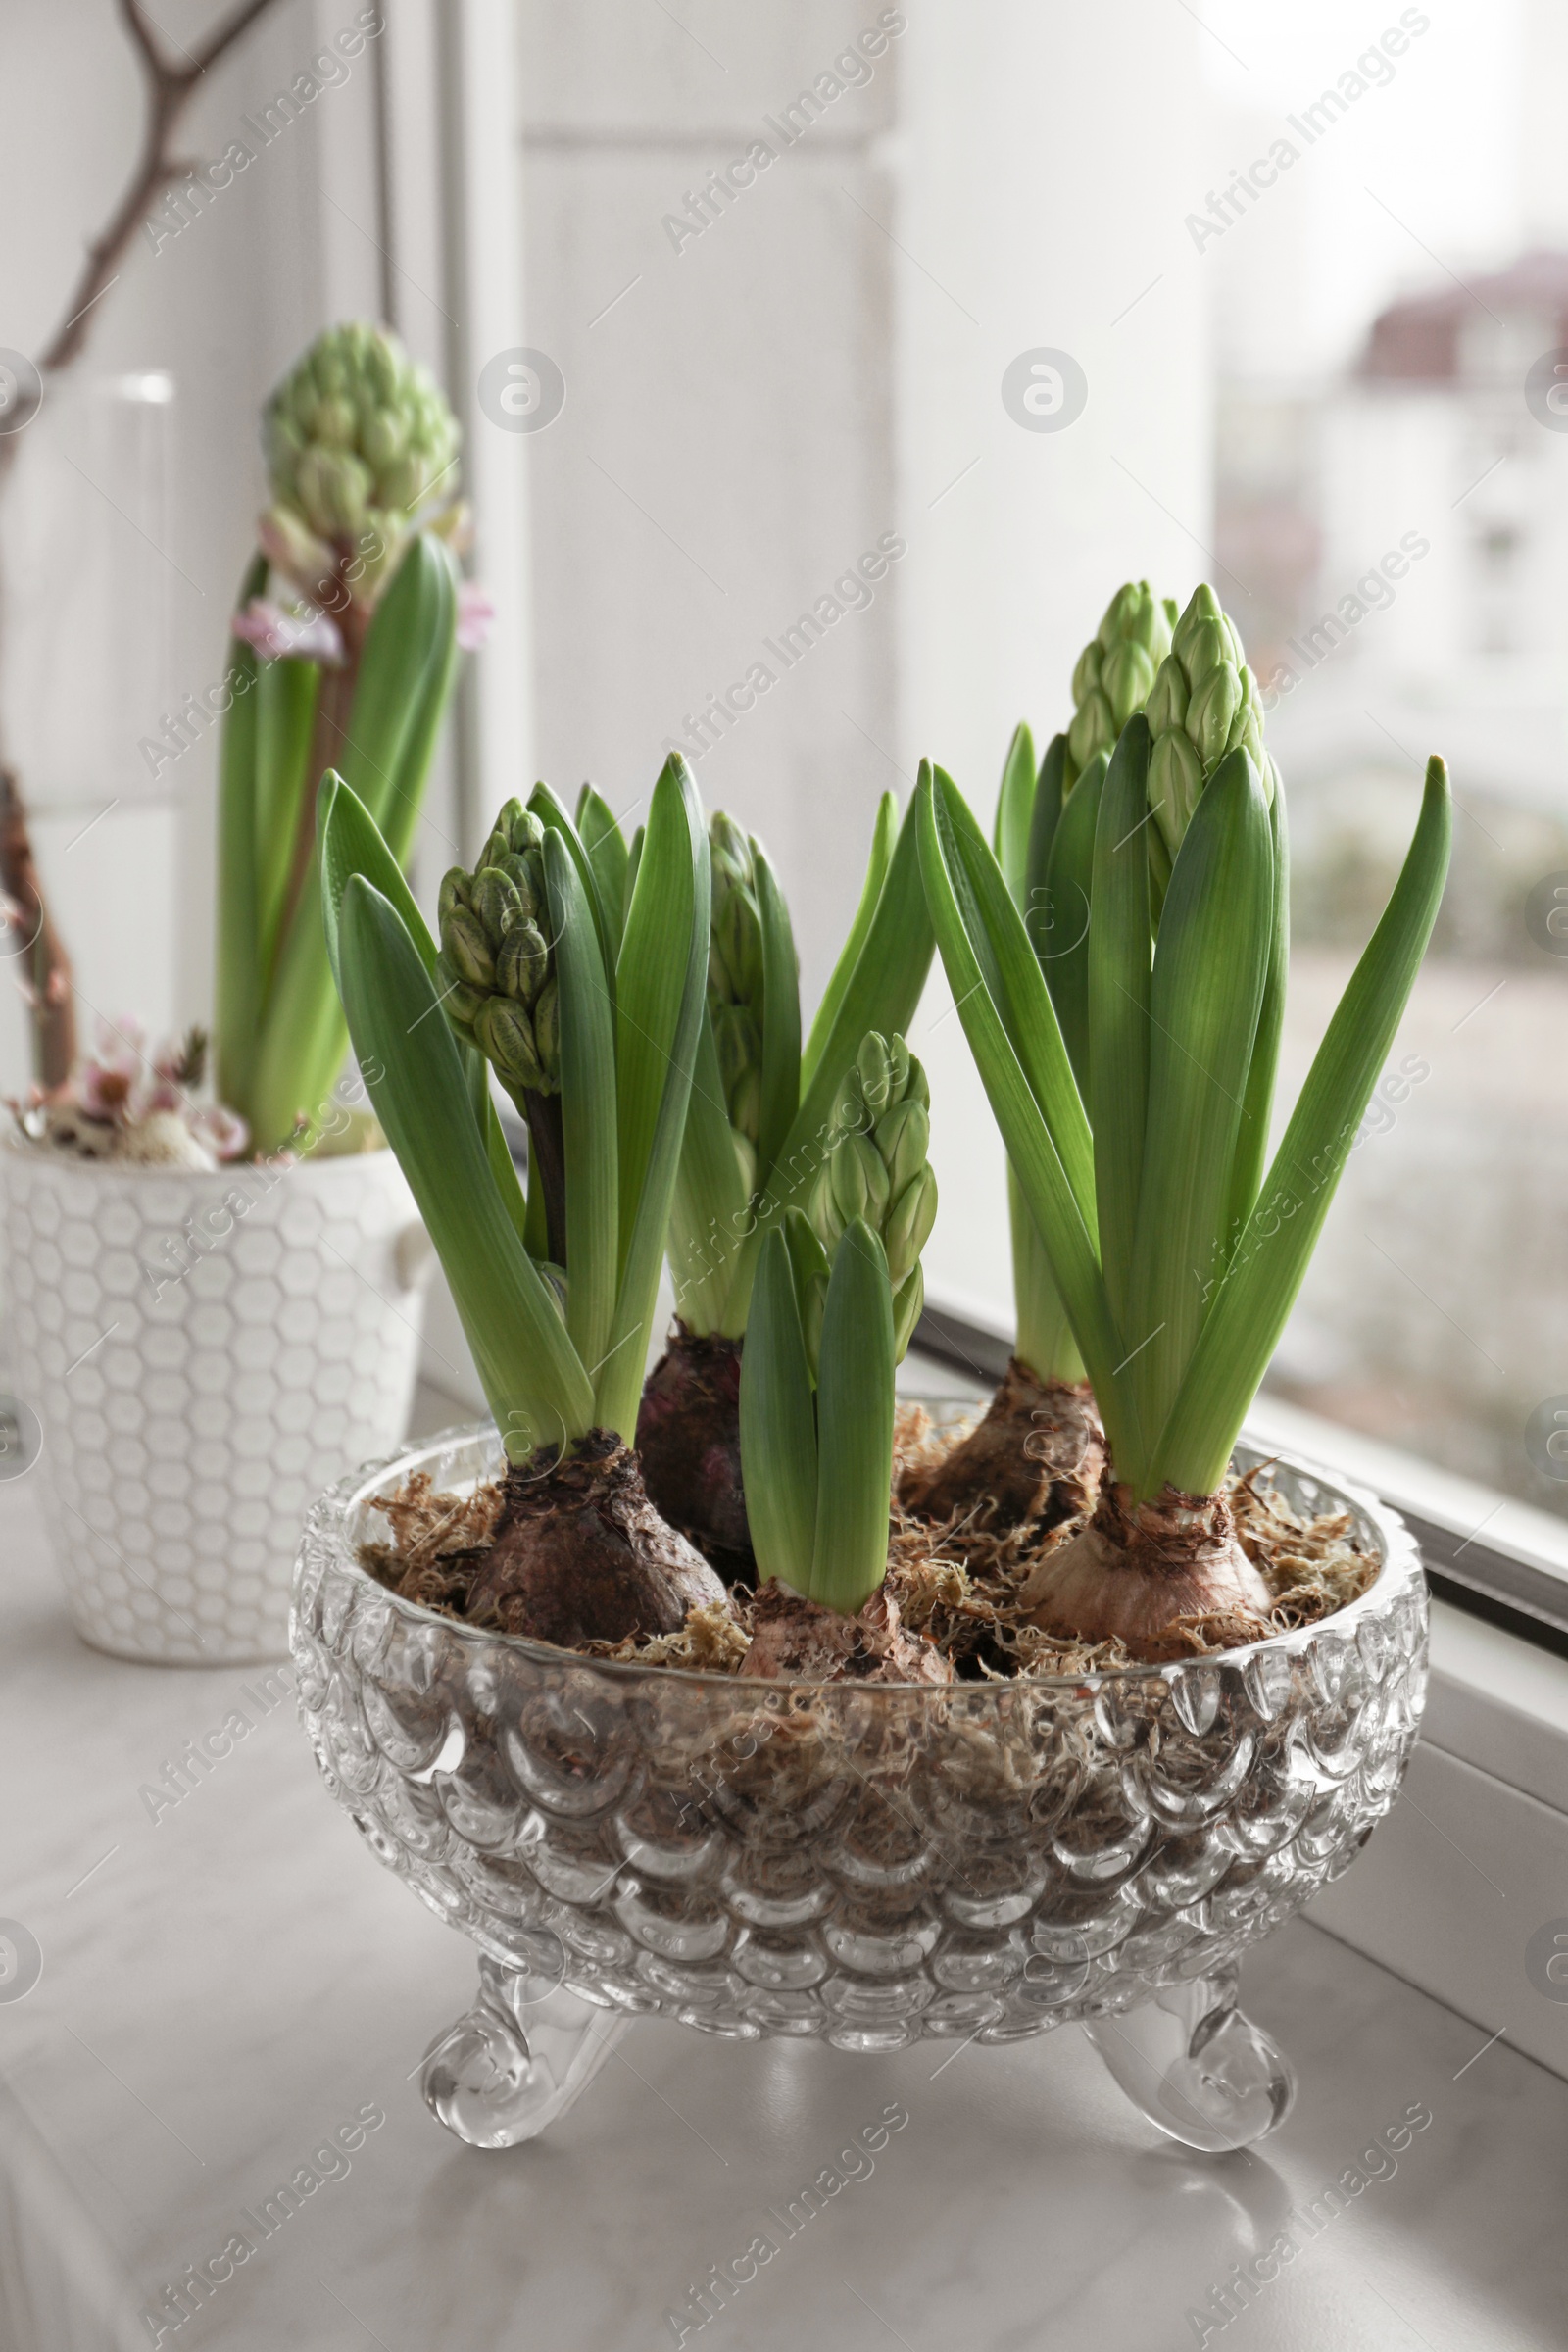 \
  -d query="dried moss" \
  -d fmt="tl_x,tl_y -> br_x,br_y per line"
359,1468 -> 501,1615
359,1414 -> 1377,1682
